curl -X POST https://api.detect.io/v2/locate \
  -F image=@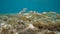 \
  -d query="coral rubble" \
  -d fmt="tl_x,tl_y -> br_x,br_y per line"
0,8 -> 60,34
